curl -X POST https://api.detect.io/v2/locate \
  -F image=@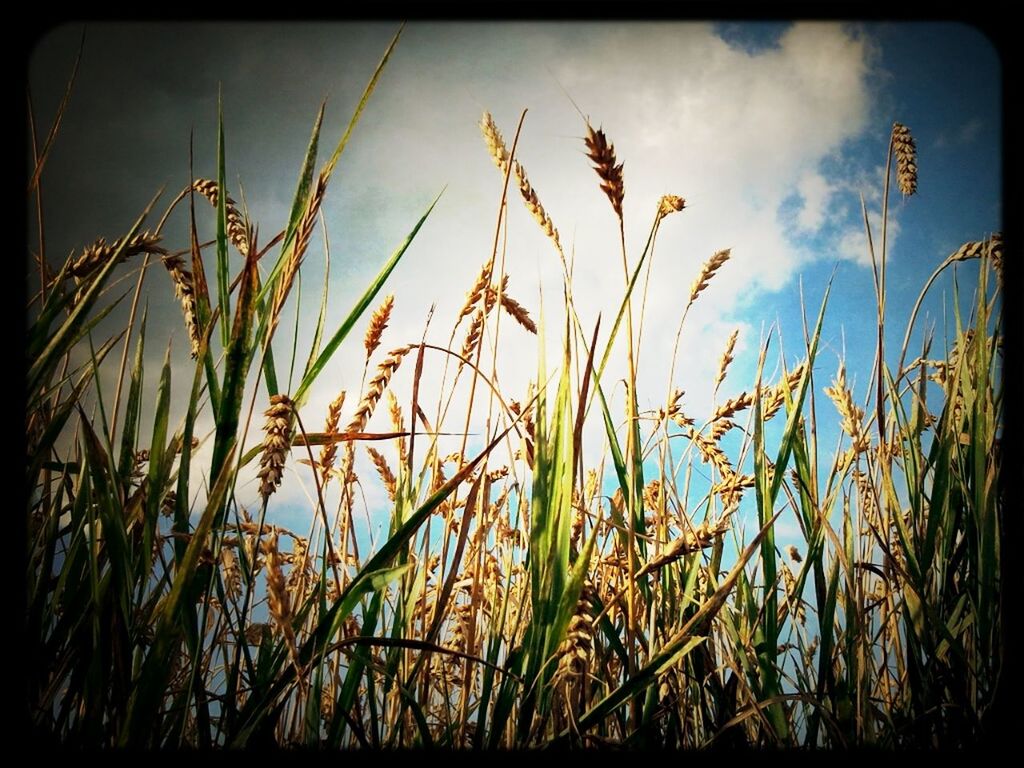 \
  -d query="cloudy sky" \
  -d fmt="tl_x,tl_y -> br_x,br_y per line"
28,22 -> 1001,538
